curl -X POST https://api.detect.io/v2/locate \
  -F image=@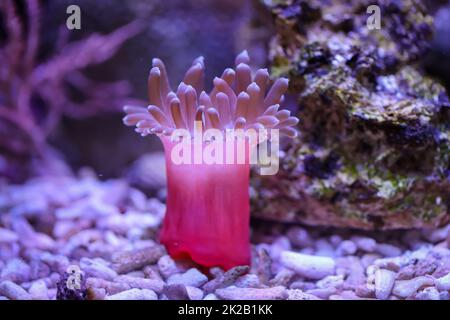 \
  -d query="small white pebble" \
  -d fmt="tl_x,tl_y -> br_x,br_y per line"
167,268 -> 208,288
0,281 -> 32,300
336,240 -> 357,256
435,272 -> 450,291
376,243 -> 402,257
28,280 -> 49,300
203,293 -> 218,300
157,255 -> 180,279
280,251 -> 336,280
415,286 -> 440,300
186,286 -> 203,300
374,269 -> 396,300
393,276 -> 434,298
106,288 -> 157,300
80,257 -> 118,281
